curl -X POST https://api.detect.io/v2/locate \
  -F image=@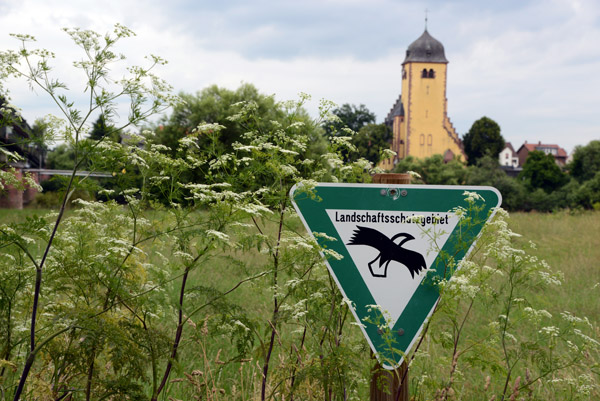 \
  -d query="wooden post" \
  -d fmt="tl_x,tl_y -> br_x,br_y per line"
372,173 -> 411,185
370,361 -> 409,401
370,172 -> 411,401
